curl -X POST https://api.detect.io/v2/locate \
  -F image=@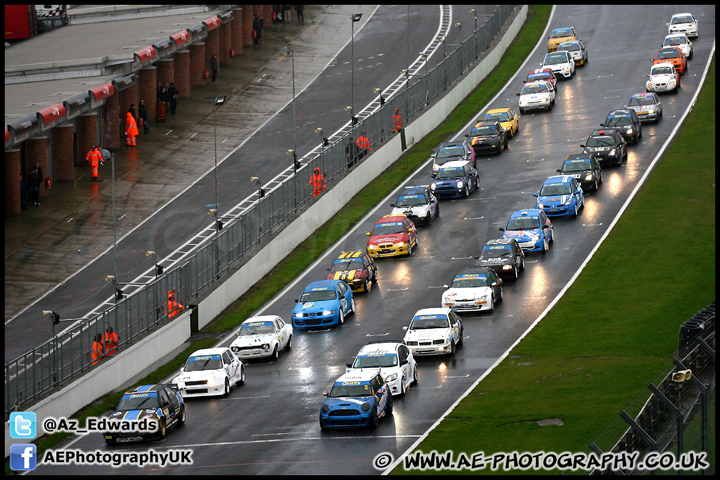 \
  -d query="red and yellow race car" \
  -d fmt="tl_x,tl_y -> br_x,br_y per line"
326,251 -> 377,292
366,214 -> 418,258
